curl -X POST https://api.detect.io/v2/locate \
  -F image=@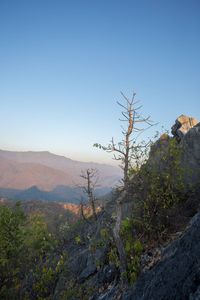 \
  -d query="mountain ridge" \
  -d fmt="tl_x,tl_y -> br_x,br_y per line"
0,149 -> 121,201
0,149 -> 117,167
